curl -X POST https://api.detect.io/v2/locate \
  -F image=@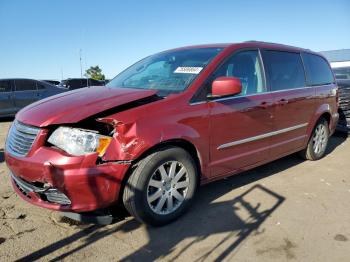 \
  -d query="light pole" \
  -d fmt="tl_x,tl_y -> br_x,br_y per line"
79,49 -> 83,78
